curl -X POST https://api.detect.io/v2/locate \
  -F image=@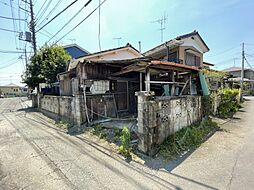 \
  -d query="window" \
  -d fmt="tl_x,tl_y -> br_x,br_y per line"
185,53 -> 200,66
